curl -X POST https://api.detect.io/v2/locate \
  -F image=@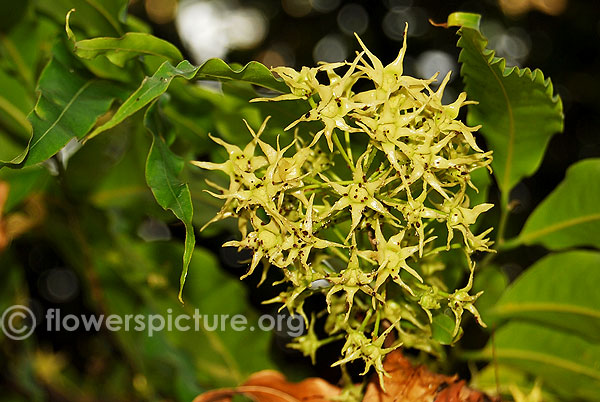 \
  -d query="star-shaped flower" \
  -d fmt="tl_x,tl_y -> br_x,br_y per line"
322,153 -> 395,240
359,220 -> 424,297
223,213 -> 286,278
332,320 -> 402,391
439,195 -> 494,251
326,247 -> 375,322
252,66 -> 320,102
191,126 -> 268,229
448,265 -> 486,336
285,55 -> 365,151
280,195 -> 343,268
287,314 -> 343,364
382,190 -> 441,256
